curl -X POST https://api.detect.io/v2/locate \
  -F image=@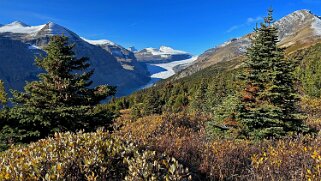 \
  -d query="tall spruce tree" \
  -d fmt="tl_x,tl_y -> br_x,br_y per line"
191,79 -> 208,113
142,89 -> 162,115
0,80 -> 22,151
0,80 -> 7,107
237,9 -> 308,139
9,36 -> 116,142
